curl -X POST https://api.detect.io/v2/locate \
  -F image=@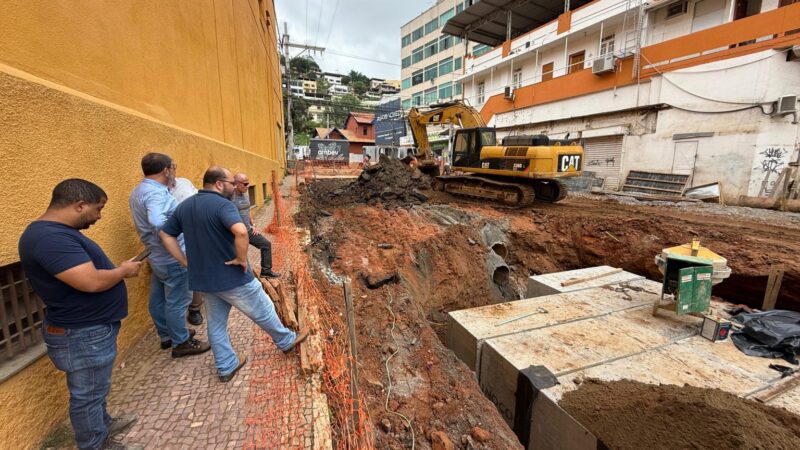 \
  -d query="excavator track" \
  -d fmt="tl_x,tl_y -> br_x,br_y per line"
436,175 -> 568,207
